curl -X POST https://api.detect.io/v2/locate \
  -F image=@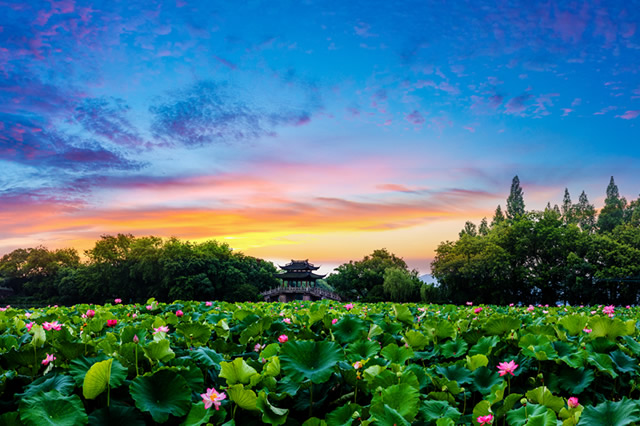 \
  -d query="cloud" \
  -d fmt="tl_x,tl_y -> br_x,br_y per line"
149,80 -> 313,147
617,110 -> 640,120
405,110 -> 425,125
505,94 -> 532,115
